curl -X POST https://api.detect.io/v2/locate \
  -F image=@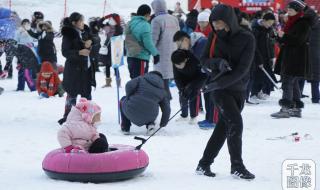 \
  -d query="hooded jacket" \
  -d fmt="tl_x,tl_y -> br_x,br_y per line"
122,72 -> 171,127
36,61 -> 61,96
201,4 -> 255,92
151,0 -> 180,79
27,21 -> 57,63
61,23 -> 96,97
57,103 -> 100,151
